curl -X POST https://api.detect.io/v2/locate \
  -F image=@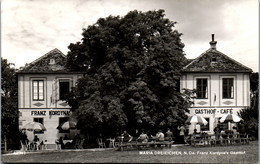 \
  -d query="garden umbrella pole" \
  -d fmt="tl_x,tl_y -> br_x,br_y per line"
185,115 -> 208,130
219,114 -> 242,130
